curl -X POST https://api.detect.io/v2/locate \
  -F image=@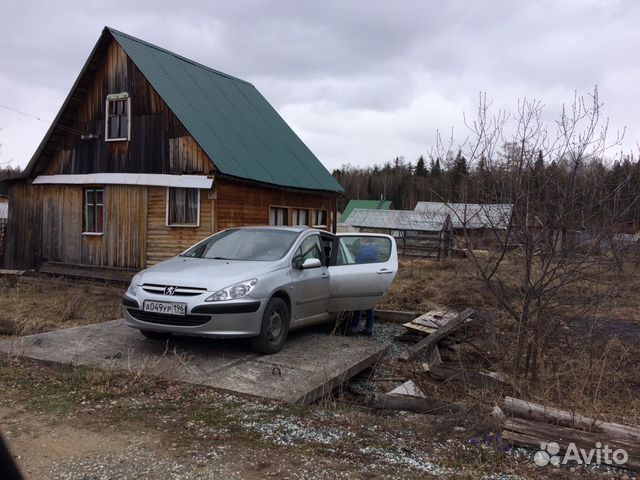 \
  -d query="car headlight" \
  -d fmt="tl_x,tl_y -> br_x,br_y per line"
205,279 -> 258,302
127,274 -> 141,297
